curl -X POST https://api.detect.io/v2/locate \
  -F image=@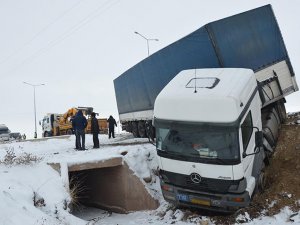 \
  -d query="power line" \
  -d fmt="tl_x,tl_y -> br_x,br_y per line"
6,0 -> 120,75
0,0 -> 86,66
